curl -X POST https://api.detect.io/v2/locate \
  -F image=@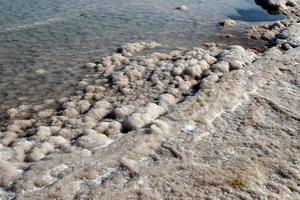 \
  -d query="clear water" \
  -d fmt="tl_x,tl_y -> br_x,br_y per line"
0,0 -> 284,110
